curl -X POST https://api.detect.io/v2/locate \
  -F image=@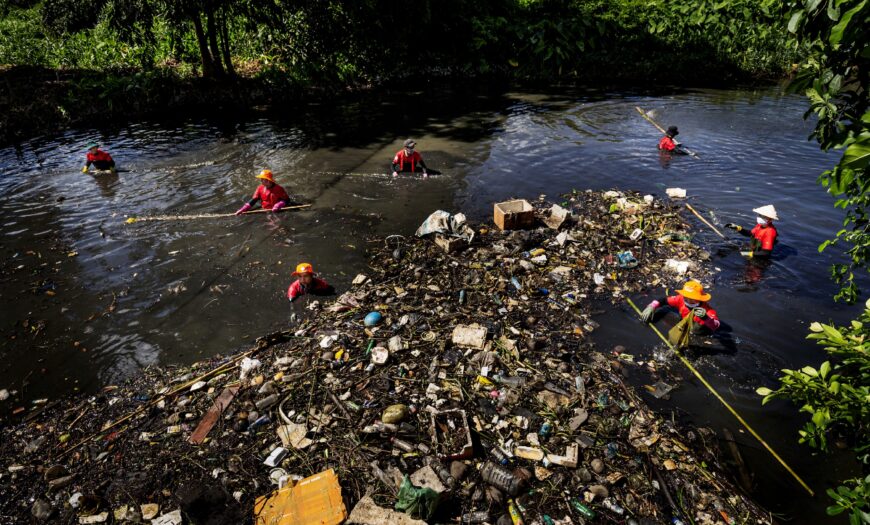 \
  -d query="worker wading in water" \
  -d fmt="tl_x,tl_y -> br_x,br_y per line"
287,263 -> 335,303
82,143 -> 116,174
658,126 -> 688,155
391,139 -> 440,178
641,280 -> 721,335
235,170 -> 293,215
725,205 -> 779,258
